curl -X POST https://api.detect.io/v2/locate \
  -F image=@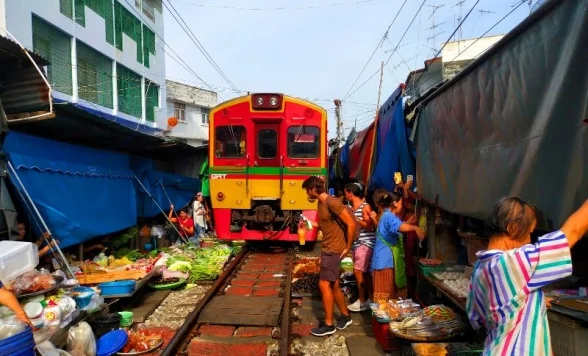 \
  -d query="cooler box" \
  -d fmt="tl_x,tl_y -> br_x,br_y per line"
371,317 -> 399,351
0,241 -> 39,285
